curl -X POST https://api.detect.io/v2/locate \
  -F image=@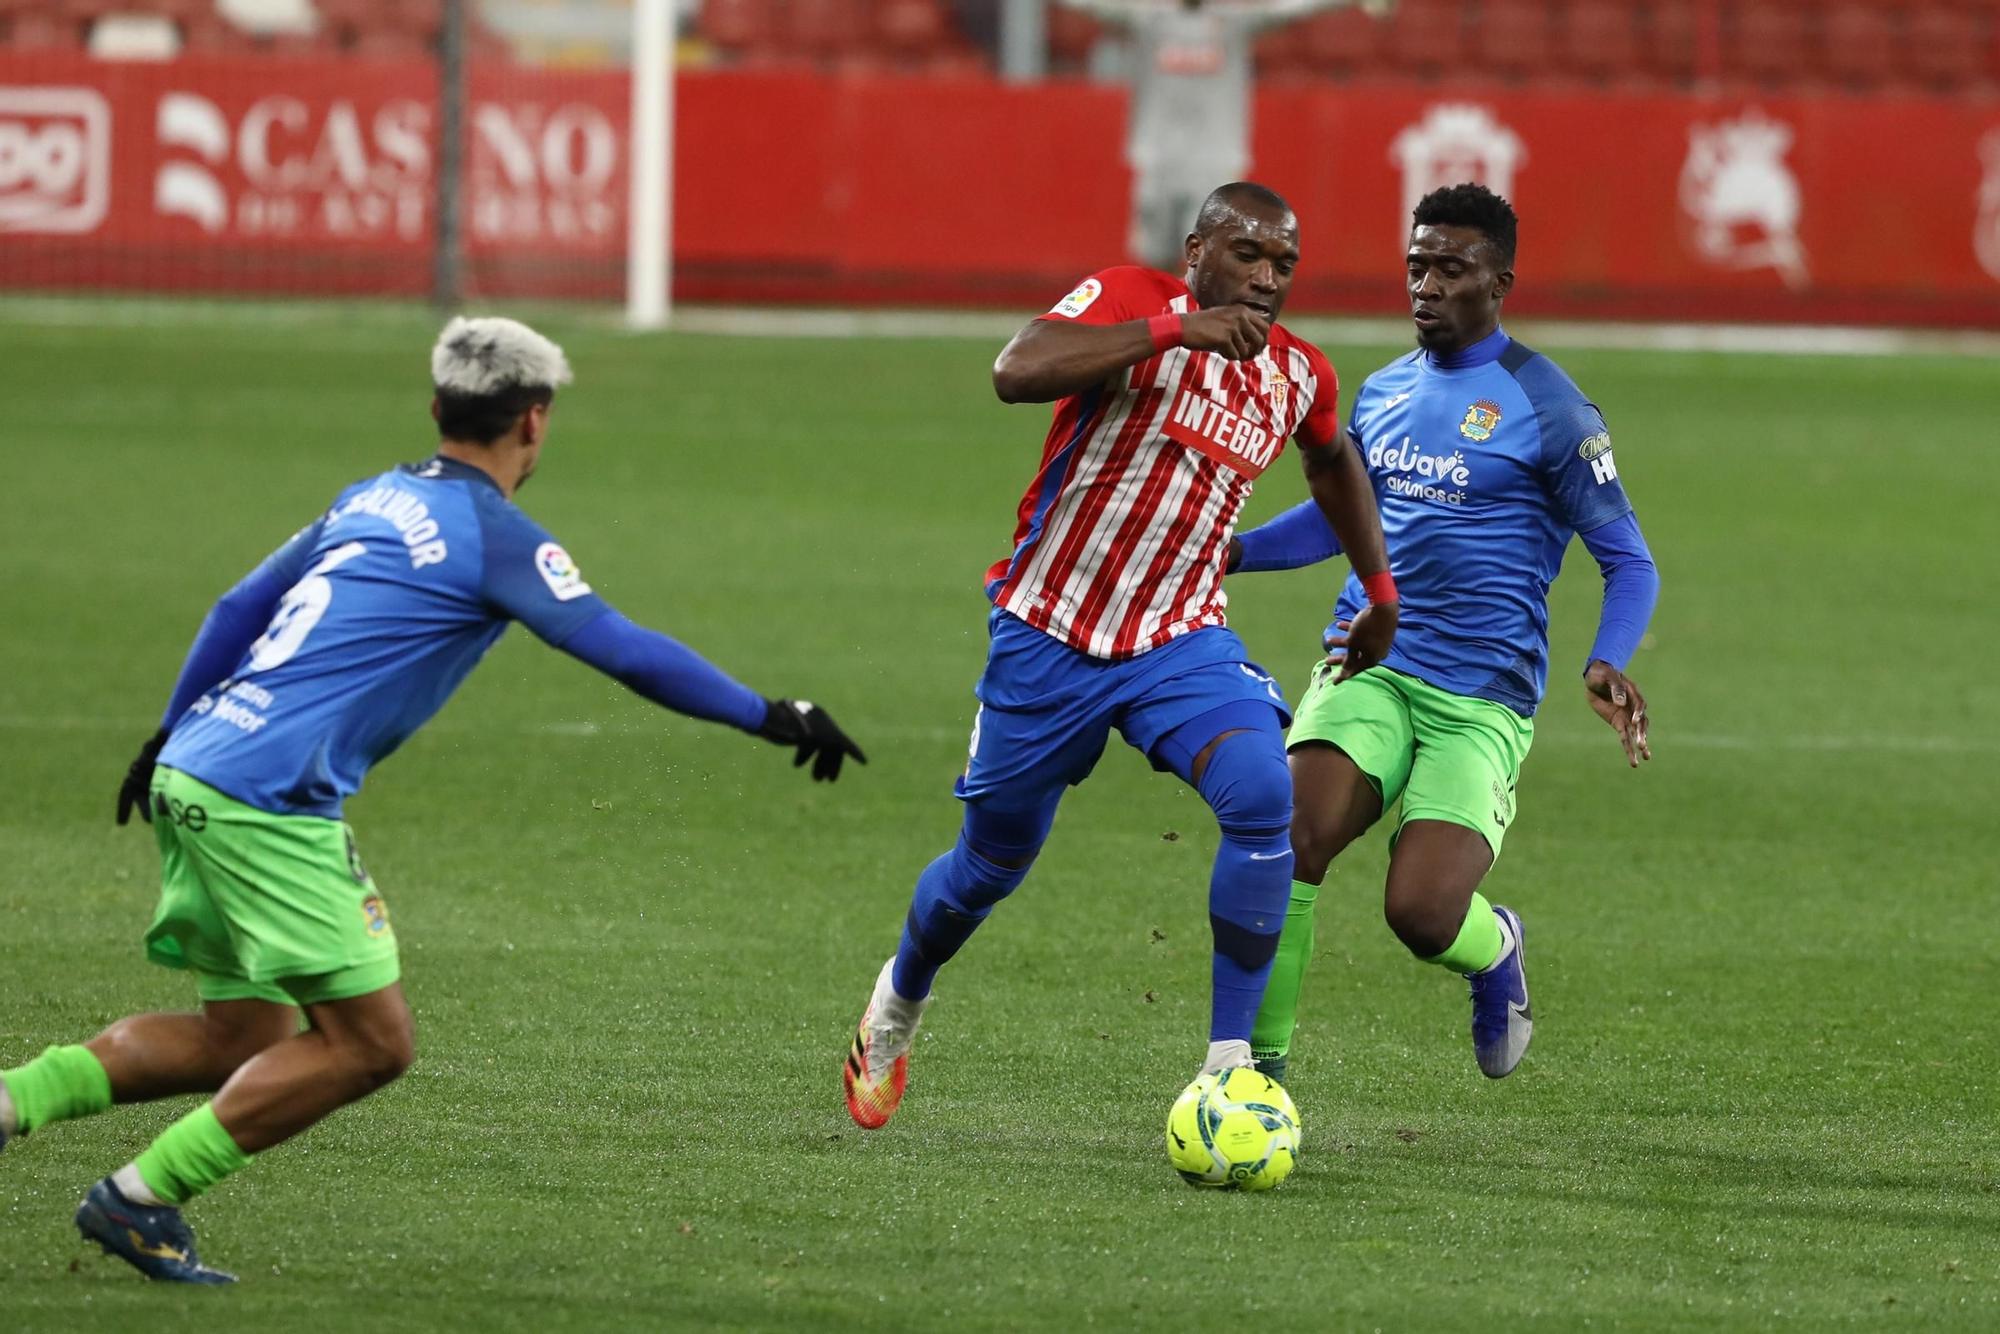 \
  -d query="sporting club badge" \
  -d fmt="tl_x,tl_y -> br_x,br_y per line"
1459,400 -> 1502,442
1266,369 -> 1290,423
